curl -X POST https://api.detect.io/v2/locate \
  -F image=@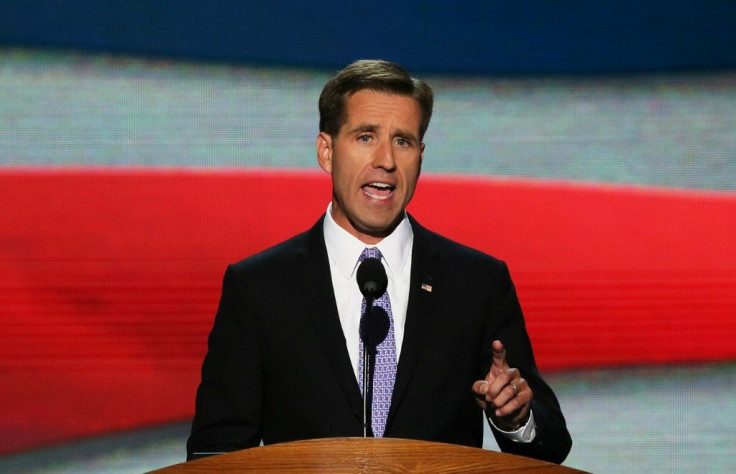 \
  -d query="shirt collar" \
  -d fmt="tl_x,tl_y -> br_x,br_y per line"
323,202 -> 413,280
